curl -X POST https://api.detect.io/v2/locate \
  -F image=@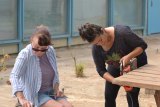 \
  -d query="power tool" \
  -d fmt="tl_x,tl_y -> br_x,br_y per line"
120,58 -> 137,92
